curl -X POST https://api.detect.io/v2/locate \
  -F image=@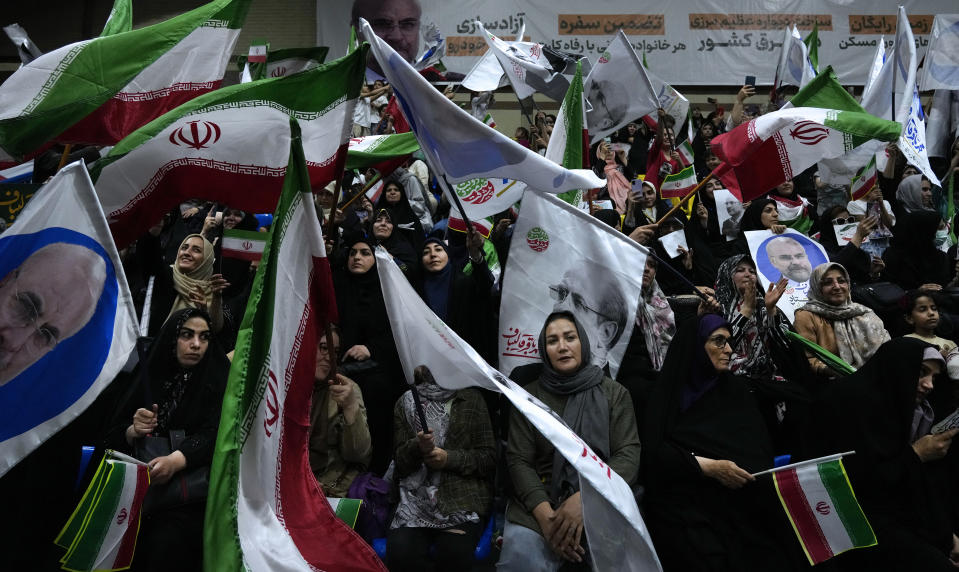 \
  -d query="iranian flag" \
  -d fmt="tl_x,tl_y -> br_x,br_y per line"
345,132 -> 420,175
204,127 -> 384,572
483,112 -> 496,128
545,60 -> 590,208
0,0 -> 251,163
222,228 -> 266,261
772,194 -> 814,235
92,47 -> 366,248
660,165 -> 697,199
448,213 -> 493,237
676,140 -> 694,168
238,46 -> 330,83
772,457 -> 876,565
55,452 -> 149,572
850,157 -> 878,201
711,105 -> 900,201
